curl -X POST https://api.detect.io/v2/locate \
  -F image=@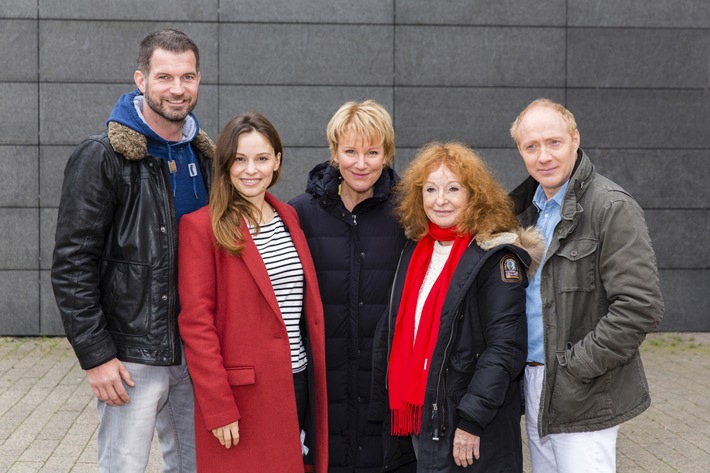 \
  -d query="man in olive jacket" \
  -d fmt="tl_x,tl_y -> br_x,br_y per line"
51,29 -> 212,472
508,99 -> 663,473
